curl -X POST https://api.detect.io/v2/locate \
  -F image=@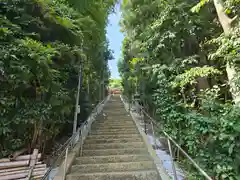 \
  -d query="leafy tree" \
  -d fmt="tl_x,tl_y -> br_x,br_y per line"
192,0 -> 240,104
0,0 -> 116,157
119,0 -> 240,178
109,79 -> 122,90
